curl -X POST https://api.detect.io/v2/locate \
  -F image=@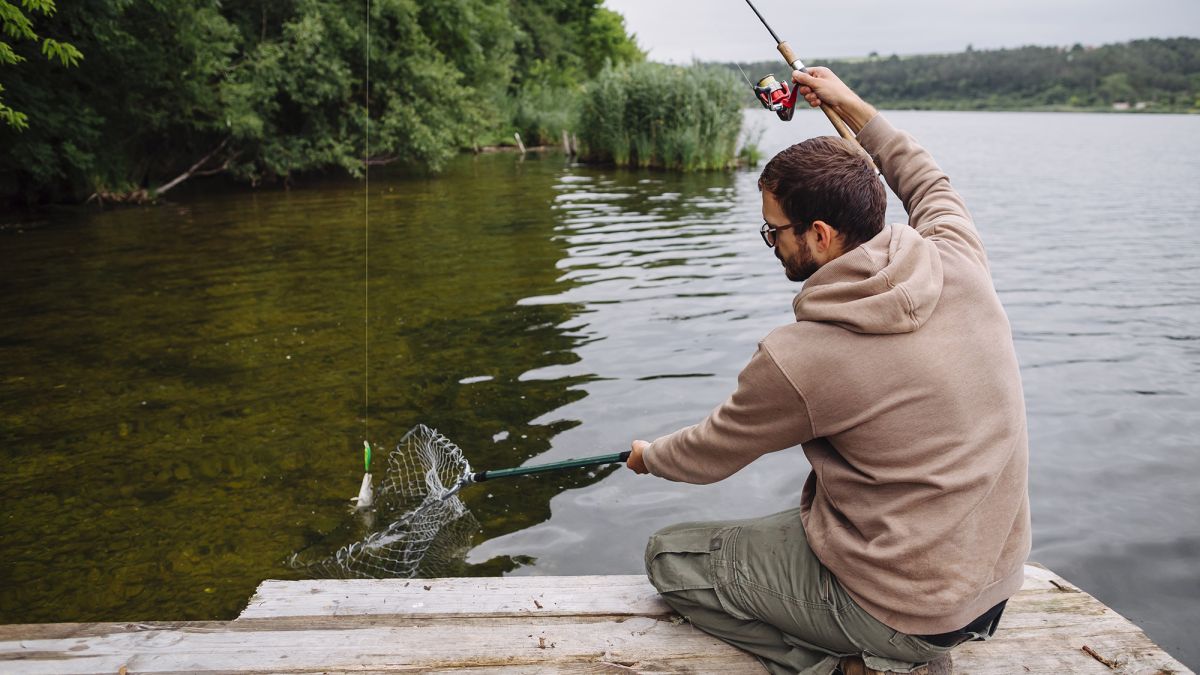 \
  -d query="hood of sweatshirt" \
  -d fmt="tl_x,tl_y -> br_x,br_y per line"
792,223 -> 944,334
